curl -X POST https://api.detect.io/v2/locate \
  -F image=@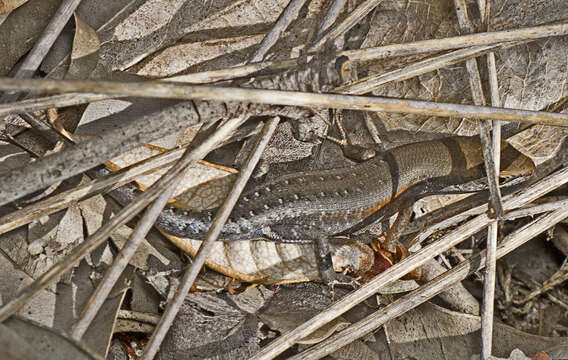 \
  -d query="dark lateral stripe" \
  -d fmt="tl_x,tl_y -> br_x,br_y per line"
440,137 -> 469,173
382,151 -> 399,198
